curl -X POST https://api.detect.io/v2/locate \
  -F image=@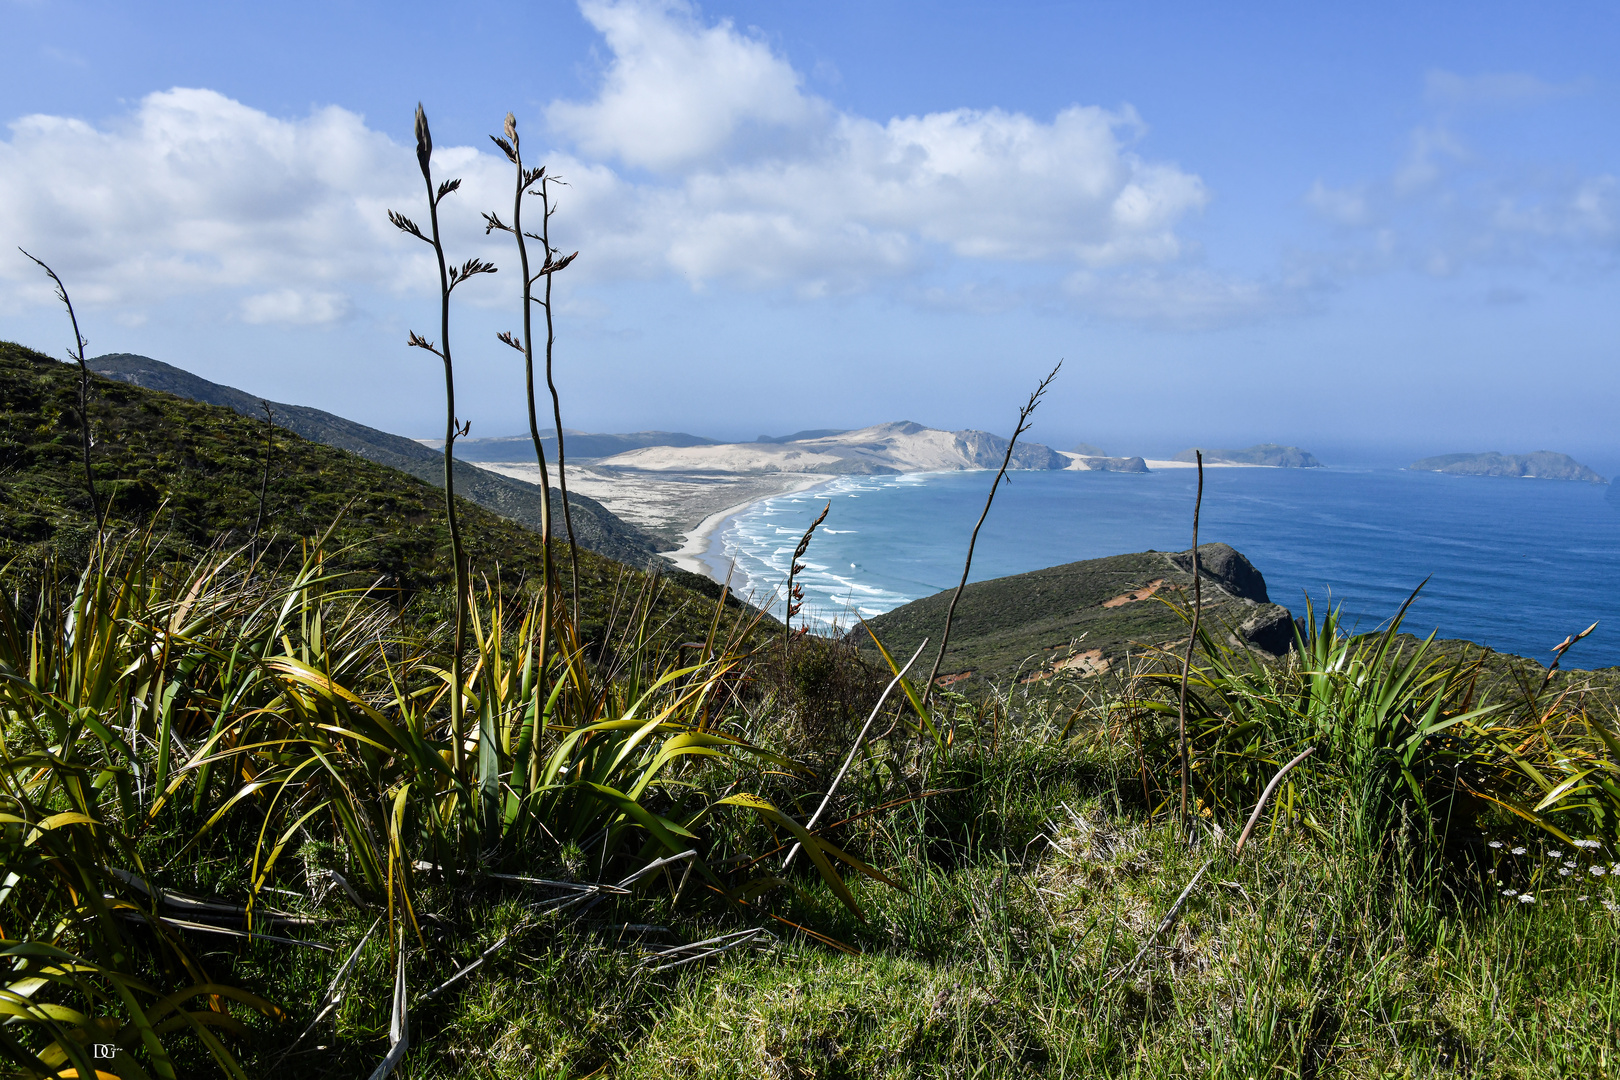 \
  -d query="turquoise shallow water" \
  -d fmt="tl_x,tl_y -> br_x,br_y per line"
700,467 -> 1620,670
